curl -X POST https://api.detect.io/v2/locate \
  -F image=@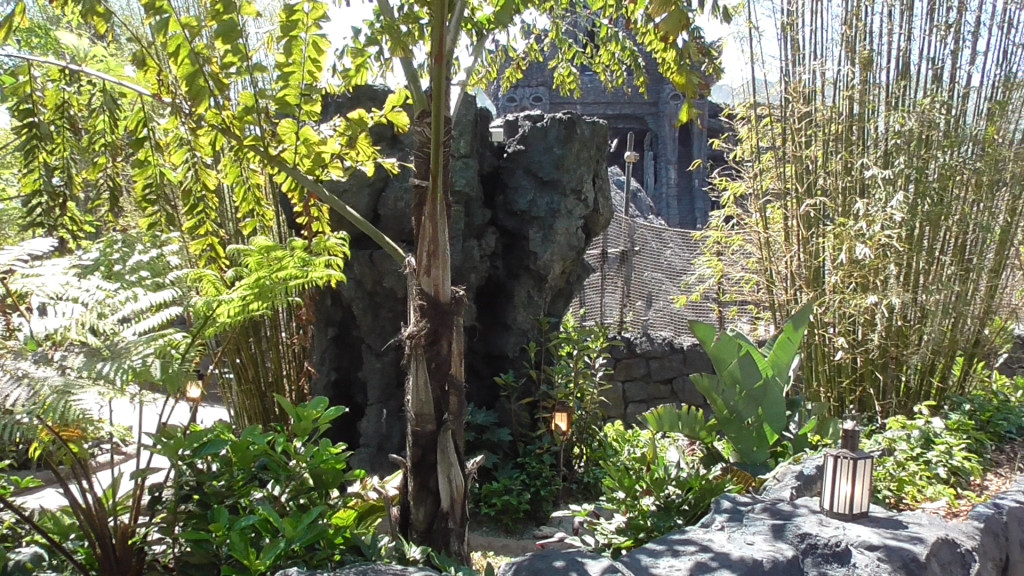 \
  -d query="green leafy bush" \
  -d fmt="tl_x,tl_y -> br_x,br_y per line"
473,439 -> 561,533
646,302 -> 836,475
570,422 -> 741,556
149,396 -> 384,576
867,402 -> 983,510
945,368 -> 1024,454
473,313 -> 615,530
465,404 -> 512,475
